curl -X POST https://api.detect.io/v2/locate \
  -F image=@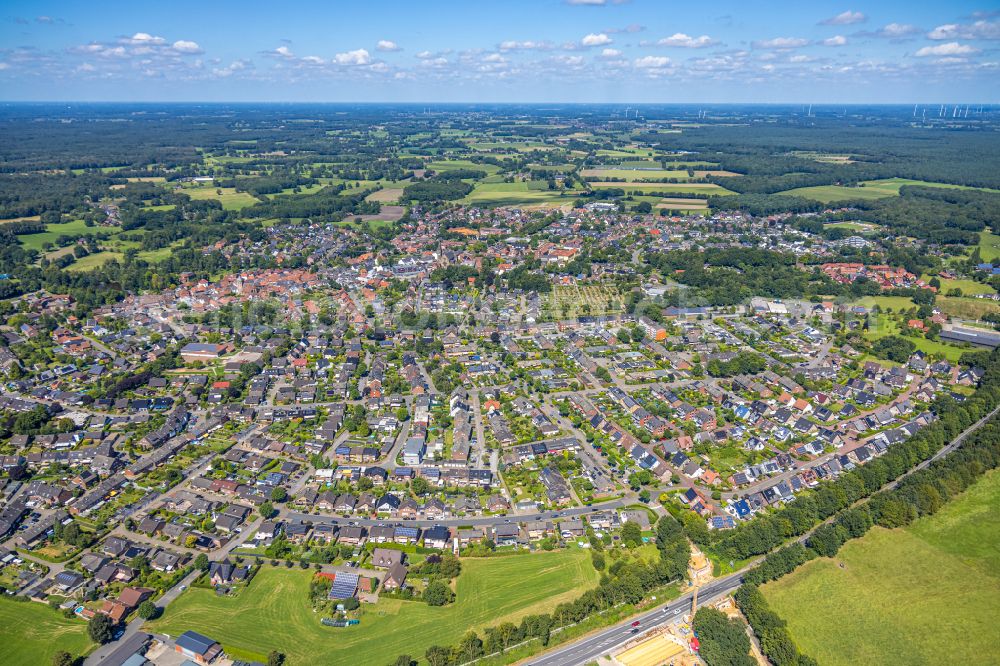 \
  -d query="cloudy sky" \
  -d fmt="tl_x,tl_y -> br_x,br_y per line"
1,0 -> 998,103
